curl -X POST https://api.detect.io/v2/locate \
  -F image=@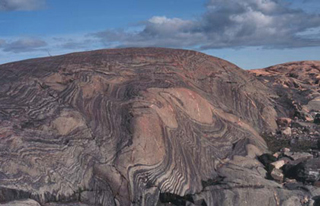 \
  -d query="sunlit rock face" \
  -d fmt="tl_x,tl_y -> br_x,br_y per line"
250,61 -> 320,117
0,48 -> 278,205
